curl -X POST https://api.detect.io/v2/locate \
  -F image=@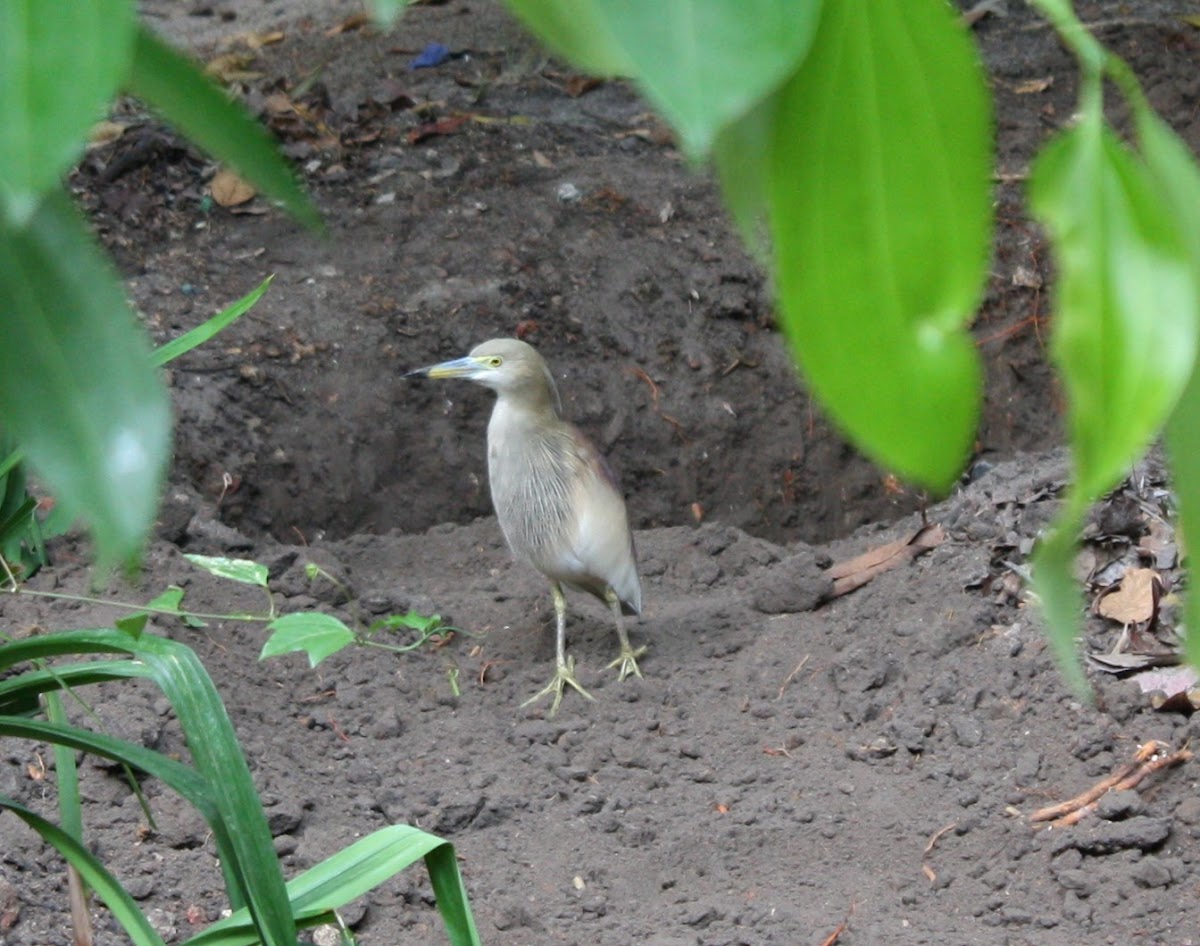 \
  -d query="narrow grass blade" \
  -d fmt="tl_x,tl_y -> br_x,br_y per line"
132,636 -> 294,941
153,277 -> 273,367
0,795 -> 167,946
127,26 -> 319,230
0,629 -> 293,942
46,691 -> 94,946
